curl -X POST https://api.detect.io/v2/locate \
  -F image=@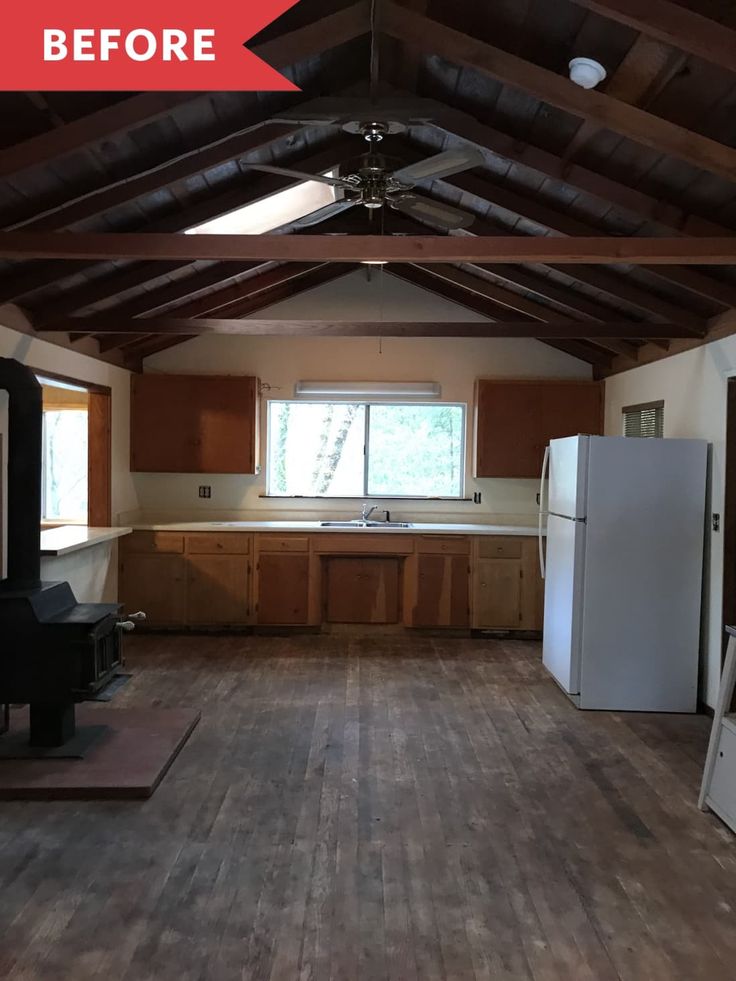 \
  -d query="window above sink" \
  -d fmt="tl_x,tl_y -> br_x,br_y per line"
266,400 -> 466,500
